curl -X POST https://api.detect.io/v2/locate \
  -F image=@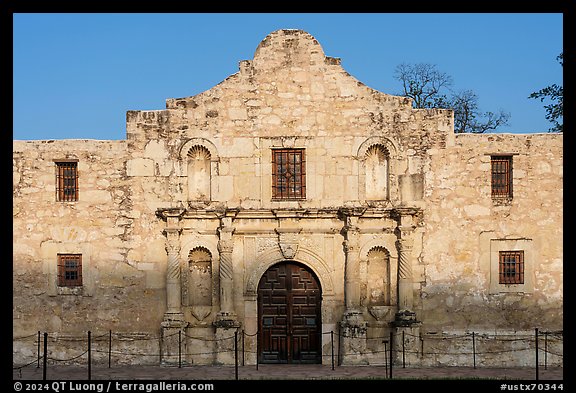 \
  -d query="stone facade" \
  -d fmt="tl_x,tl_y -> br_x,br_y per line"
13,30 -> 563,367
